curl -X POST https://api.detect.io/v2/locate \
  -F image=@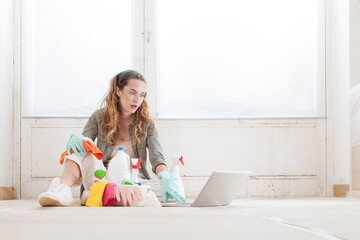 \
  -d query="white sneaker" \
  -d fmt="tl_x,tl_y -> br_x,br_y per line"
38,177 -> 75,207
